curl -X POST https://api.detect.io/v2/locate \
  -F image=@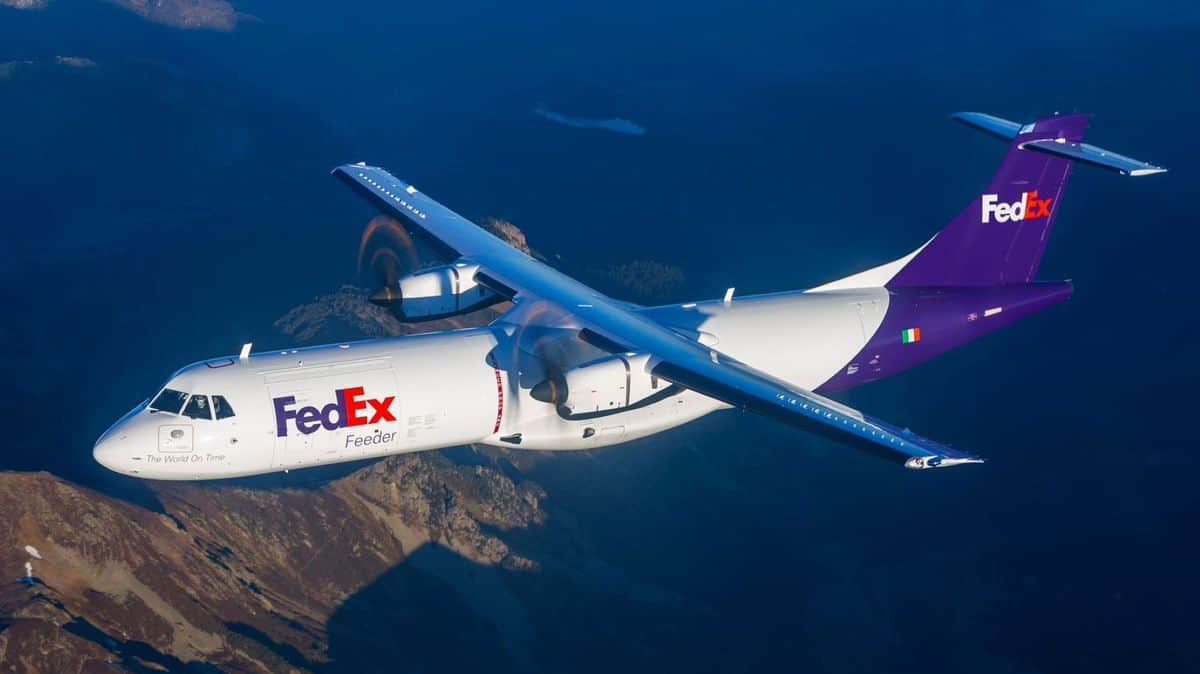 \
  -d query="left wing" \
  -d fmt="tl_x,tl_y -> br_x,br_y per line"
334,163 -> 982,469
